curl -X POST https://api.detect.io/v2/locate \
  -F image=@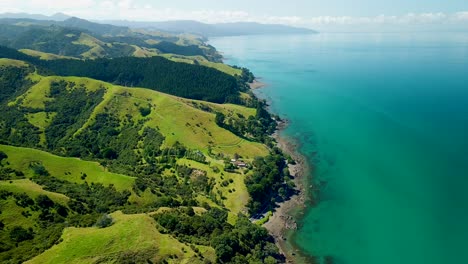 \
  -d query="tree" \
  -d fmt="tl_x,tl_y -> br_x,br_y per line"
215,112 -> 225,127
102,148 -> 118,159
0,151 -> 7,163
9,226 -> 34,242
36,195 -> 55,209
95,214 -> 113,228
